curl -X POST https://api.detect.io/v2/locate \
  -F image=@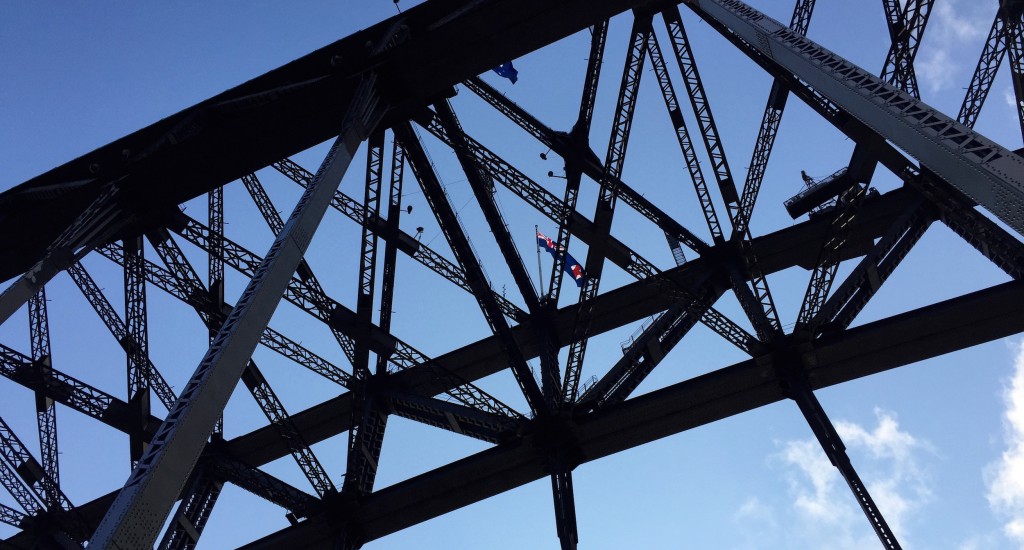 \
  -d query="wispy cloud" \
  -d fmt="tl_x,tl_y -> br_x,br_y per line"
731,496 -> 781,549
916,0 -> 992,94
761,409 -> 933,548
957,532 -> 1001,550
985,340 -> 1024,544
835,411 -> 934,537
